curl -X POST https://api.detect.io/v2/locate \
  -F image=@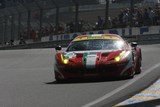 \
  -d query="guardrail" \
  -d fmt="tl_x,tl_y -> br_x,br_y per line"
0,40 -> 70,50
0,34 -> 160,50
125,34 -> 160,44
